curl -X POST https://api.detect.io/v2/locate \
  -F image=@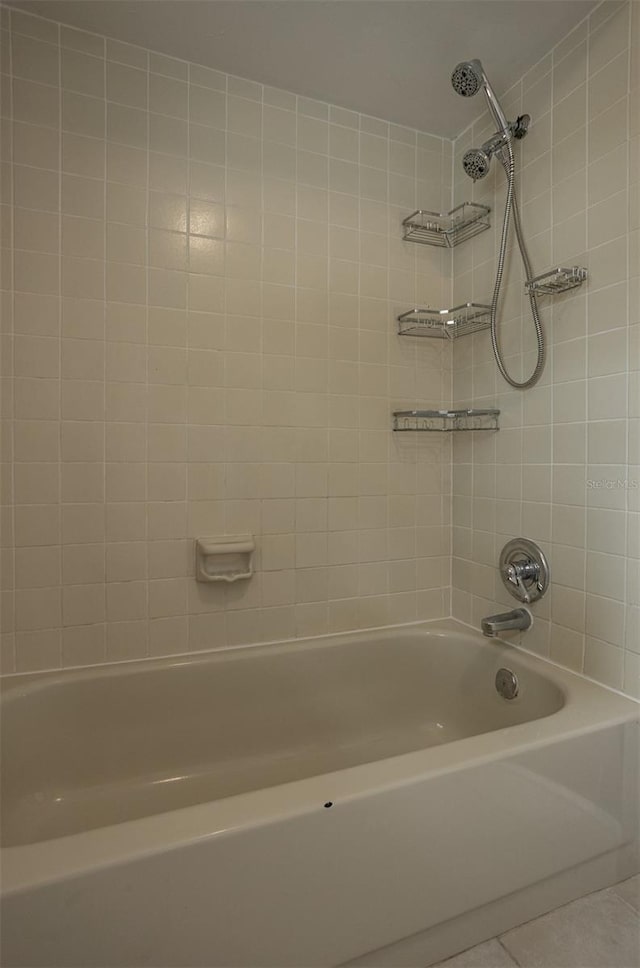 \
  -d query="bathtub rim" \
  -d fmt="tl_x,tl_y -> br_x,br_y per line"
2,615 -> 638,704
2,618 -> 639,897
0,615 -> 570,694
